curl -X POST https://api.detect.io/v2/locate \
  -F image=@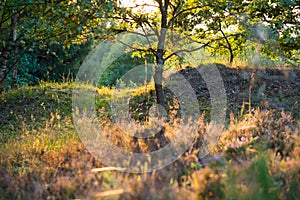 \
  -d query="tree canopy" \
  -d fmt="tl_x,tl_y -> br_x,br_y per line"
0,0 -> 116,86
0,0 -> 299,91
104,0 -> 300,107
